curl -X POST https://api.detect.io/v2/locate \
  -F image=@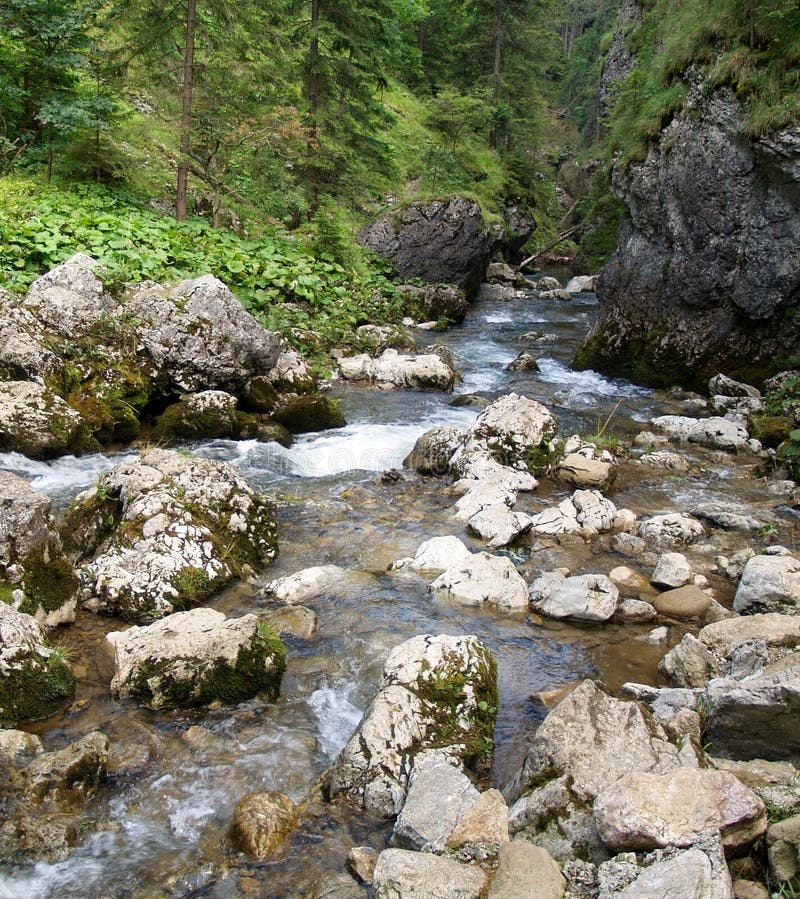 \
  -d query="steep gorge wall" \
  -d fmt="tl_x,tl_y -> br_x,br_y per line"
577,76 -> 800,388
